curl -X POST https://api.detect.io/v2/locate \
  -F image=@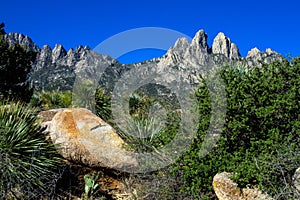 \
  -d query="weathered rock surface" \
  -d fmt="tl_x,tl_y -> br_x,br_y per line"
38,108 -> 65,122
212,32 -> 241,60
191,29 -> 210,52
41,108 -> 138,170
213,172 -> 273,200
